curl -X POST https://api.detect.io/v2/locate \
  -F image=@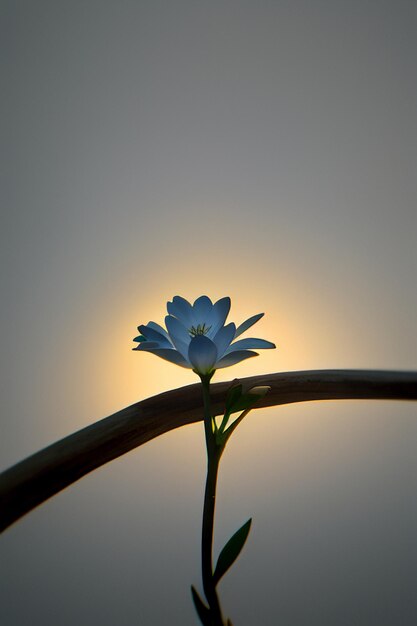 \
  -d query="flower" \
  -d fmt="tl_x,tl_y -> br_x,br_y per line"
133,295 -> 275,376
